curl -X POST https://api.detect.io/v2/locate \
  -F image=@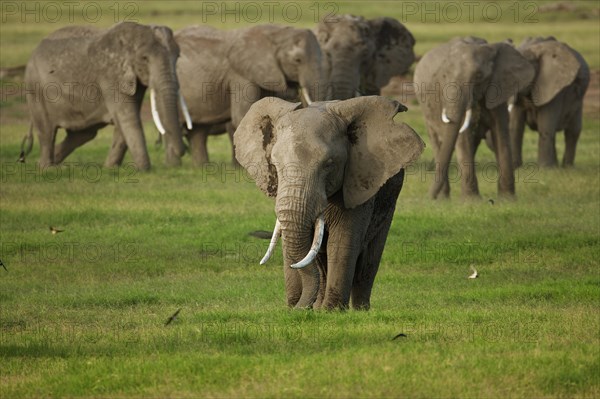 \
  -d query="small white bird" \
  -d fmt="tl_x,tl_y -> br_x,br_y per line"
468,265 -> 479,279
